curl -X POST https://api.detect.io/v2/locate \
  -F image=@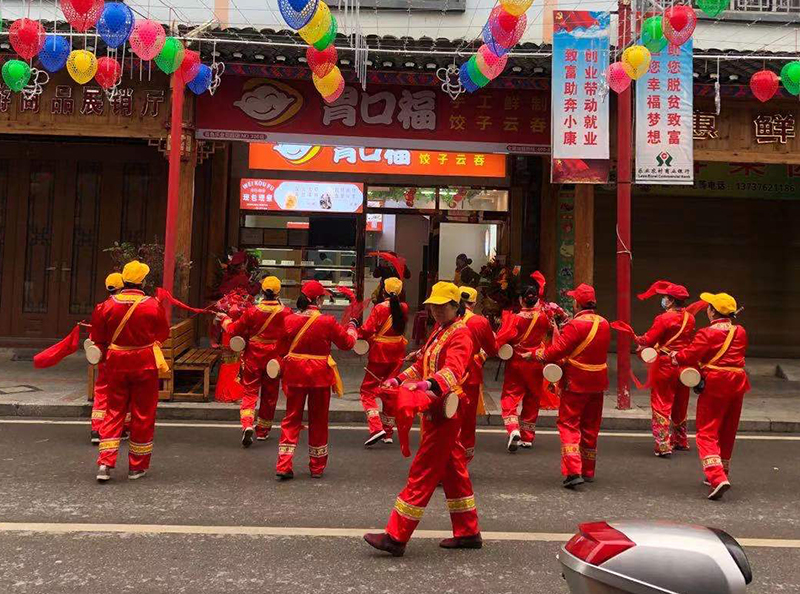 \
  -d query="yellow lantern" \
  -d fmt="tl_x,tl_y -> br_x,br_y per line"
621,45 -> 652,80
313,65 -> 342,97
66,50 -> 98,84
299,2 -> 332,45
500,0 -> 534,17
